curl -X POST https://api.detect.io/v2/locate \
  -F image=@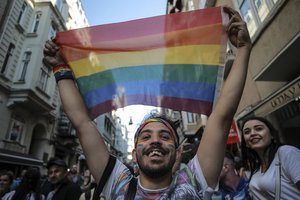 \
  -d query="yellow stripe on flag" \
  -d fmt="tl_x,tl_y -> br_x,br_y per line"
70,45 -> 221,78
